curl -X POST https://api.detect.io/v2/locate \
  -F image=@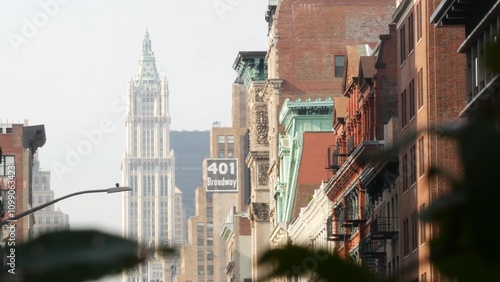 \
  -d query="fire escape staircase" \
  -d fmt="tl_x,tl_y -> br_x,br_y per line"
359,217 -> 398,275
